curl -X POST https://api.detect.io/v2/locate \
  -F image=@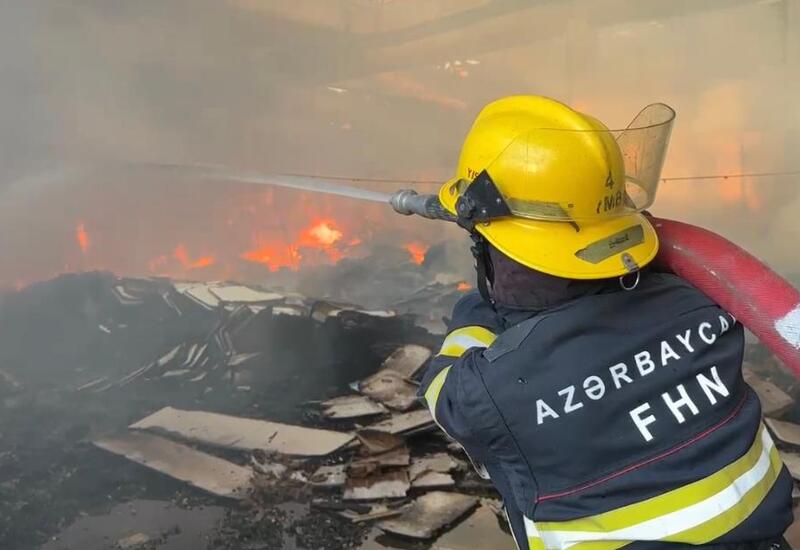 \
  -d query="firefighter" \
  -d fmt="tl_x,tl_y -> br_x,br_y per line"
419,95 -> 793,549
